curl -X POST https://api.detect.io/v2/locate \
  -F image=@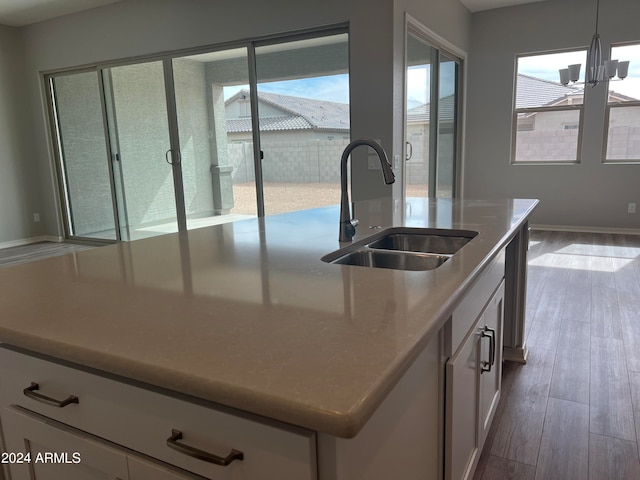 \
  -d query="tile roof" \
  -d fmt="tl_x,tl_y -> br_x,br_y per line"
226,74 -> 627,134
226,90 -> 349,133
407,94 -> 456,123
227,116 -> 313,133
515,74 -> 582,109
